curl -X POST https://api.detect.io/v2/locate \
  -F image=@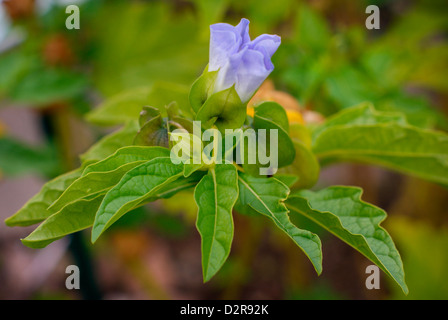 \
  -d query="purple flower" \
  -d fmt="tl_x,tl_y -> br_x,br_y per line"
209,18 -> 281,103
